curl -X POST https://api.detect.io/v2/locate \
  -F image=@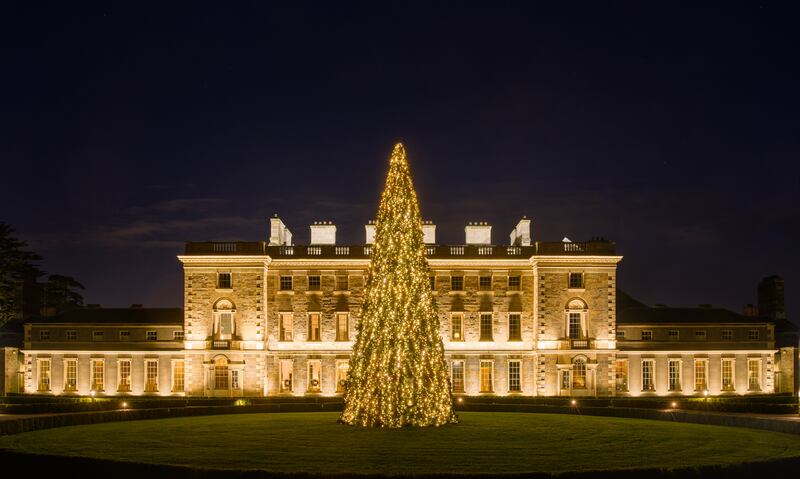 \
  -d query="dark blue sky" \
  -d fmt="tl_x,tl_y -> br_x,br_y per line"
3,3 -> 799,323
